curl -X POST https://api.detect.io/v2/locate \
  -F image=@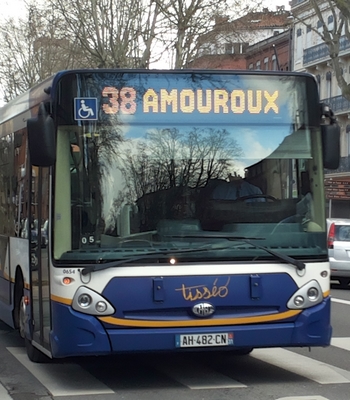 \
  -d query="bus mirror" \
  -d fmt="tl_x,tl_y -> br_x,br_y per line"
321,123 -> 340,170
27,102 -> 56,167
